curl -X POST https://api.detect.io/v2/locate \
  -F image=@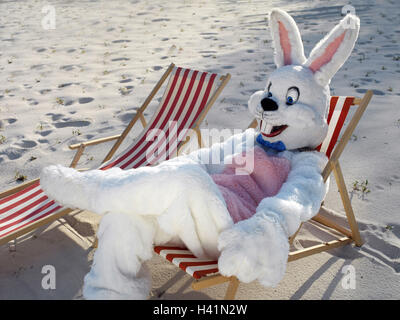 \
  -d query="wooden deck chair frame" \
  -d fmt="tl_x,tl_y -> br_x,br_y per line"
69,63 -> 231,166
0,63 -> 231,247
156,90 -> 373,300
287,90 -> 374,258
